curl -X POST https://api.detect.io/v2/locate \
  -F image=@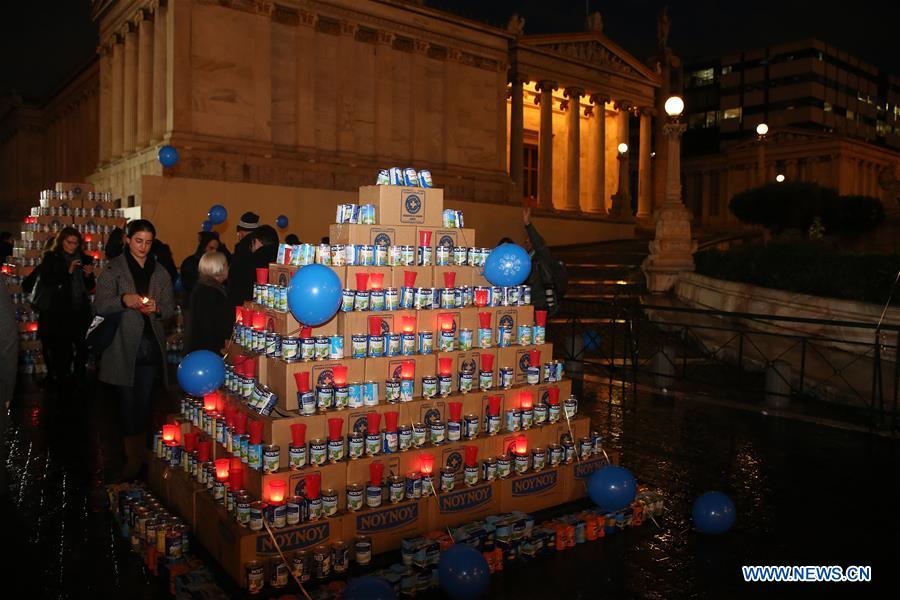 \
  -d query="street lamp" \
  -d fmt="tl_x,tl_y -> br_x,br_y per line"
756,122 -> 769,185
617,142 -> 629,155
662,96 -> 686,204
664,95 -> 684,118
776,173 -> 785,183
